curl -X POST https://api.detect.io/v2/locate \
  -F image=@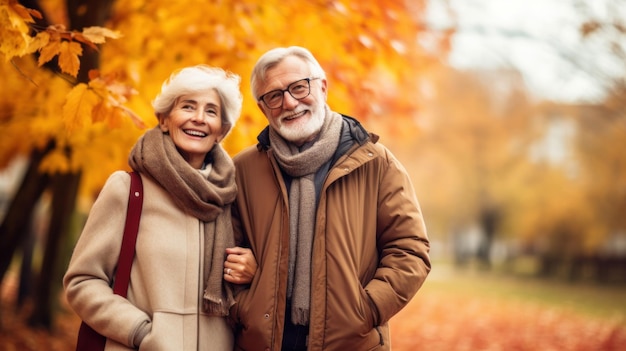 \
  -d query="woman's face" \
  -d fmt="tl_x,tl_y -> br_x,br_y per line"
159,88 -> 224,169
